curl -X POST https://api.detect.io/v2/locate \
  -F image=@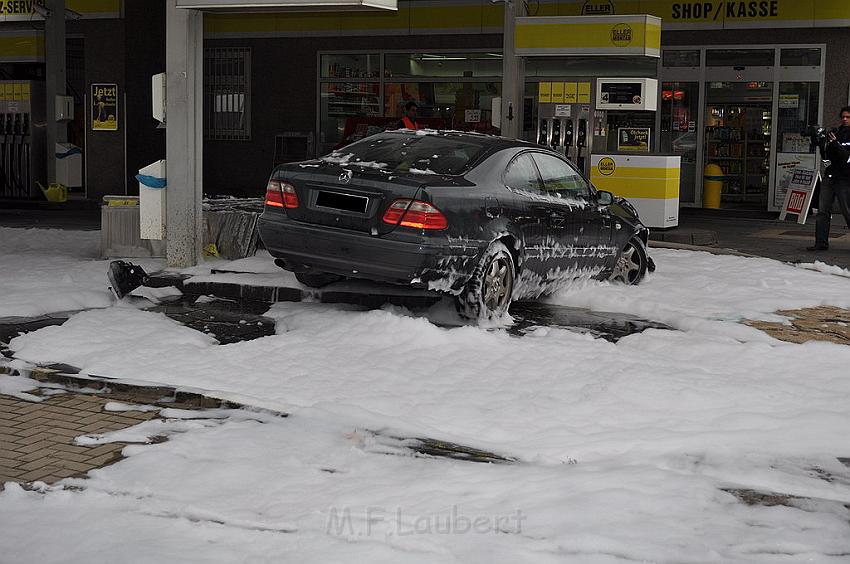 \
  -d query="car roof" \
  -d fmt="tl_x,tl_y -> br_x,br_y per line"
376,129 -> 539,152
